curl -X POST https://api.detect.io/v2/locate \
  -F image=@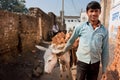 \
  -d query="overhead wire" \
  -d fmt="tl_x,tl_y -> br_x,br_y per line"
53,0 -> 59,16
53,0 -> 60,16
71,0 -> 81,16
